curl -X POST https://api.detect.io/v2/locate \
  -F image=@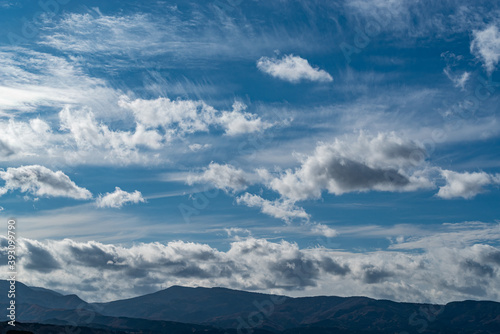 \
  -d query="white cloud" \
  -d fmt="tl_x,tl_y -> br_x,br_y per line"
257,54 -> 333,83
40,13 -> 166,56
437,170 -> 500,199
119,97 -> 273,137
311,224 -> 338,238
4,222 -> 500,303
217,102 -> 273,136
59,106 -> 163,163
443,67 -> 470,90
187,163 -> 255,193
96,187 -> 145,208
471,25 -> 500,74
188,143 -> 212,152
0,48 -> 120,116
236,193 -> 310,223
0,165 -> 92,200
268,132 -> 433,201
